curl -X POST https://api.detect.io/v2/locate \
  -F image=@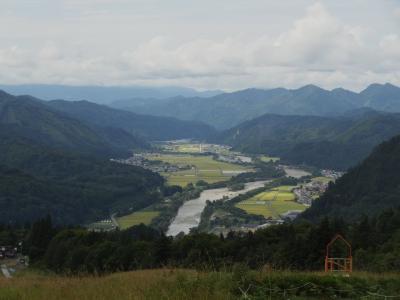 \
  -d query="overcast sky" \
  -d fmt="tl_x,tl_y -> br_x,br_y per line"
0,0 -> 399,91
